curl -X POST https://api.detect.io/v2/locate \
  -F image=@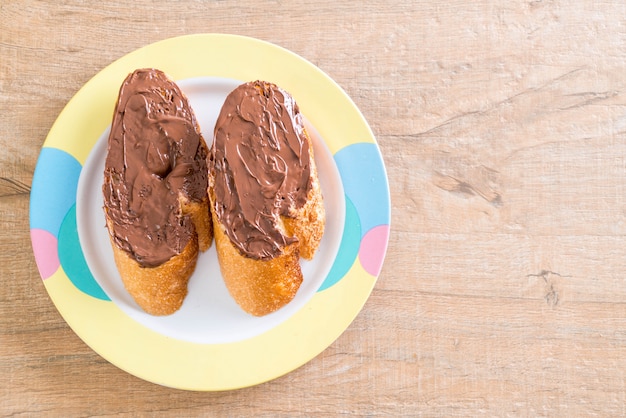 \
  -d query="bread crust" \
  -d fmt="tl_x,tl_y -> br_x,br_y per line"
211,209 -> 302,317
107,197 -> 211,316
283,130 -> 325,261
210,129 -> 325,316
